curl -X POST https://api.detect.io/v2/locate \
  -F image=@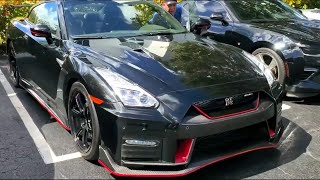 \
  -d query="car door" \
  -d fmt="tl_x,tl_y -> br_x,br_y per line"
25,2 -> 65,103
184,1 -> 234,44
